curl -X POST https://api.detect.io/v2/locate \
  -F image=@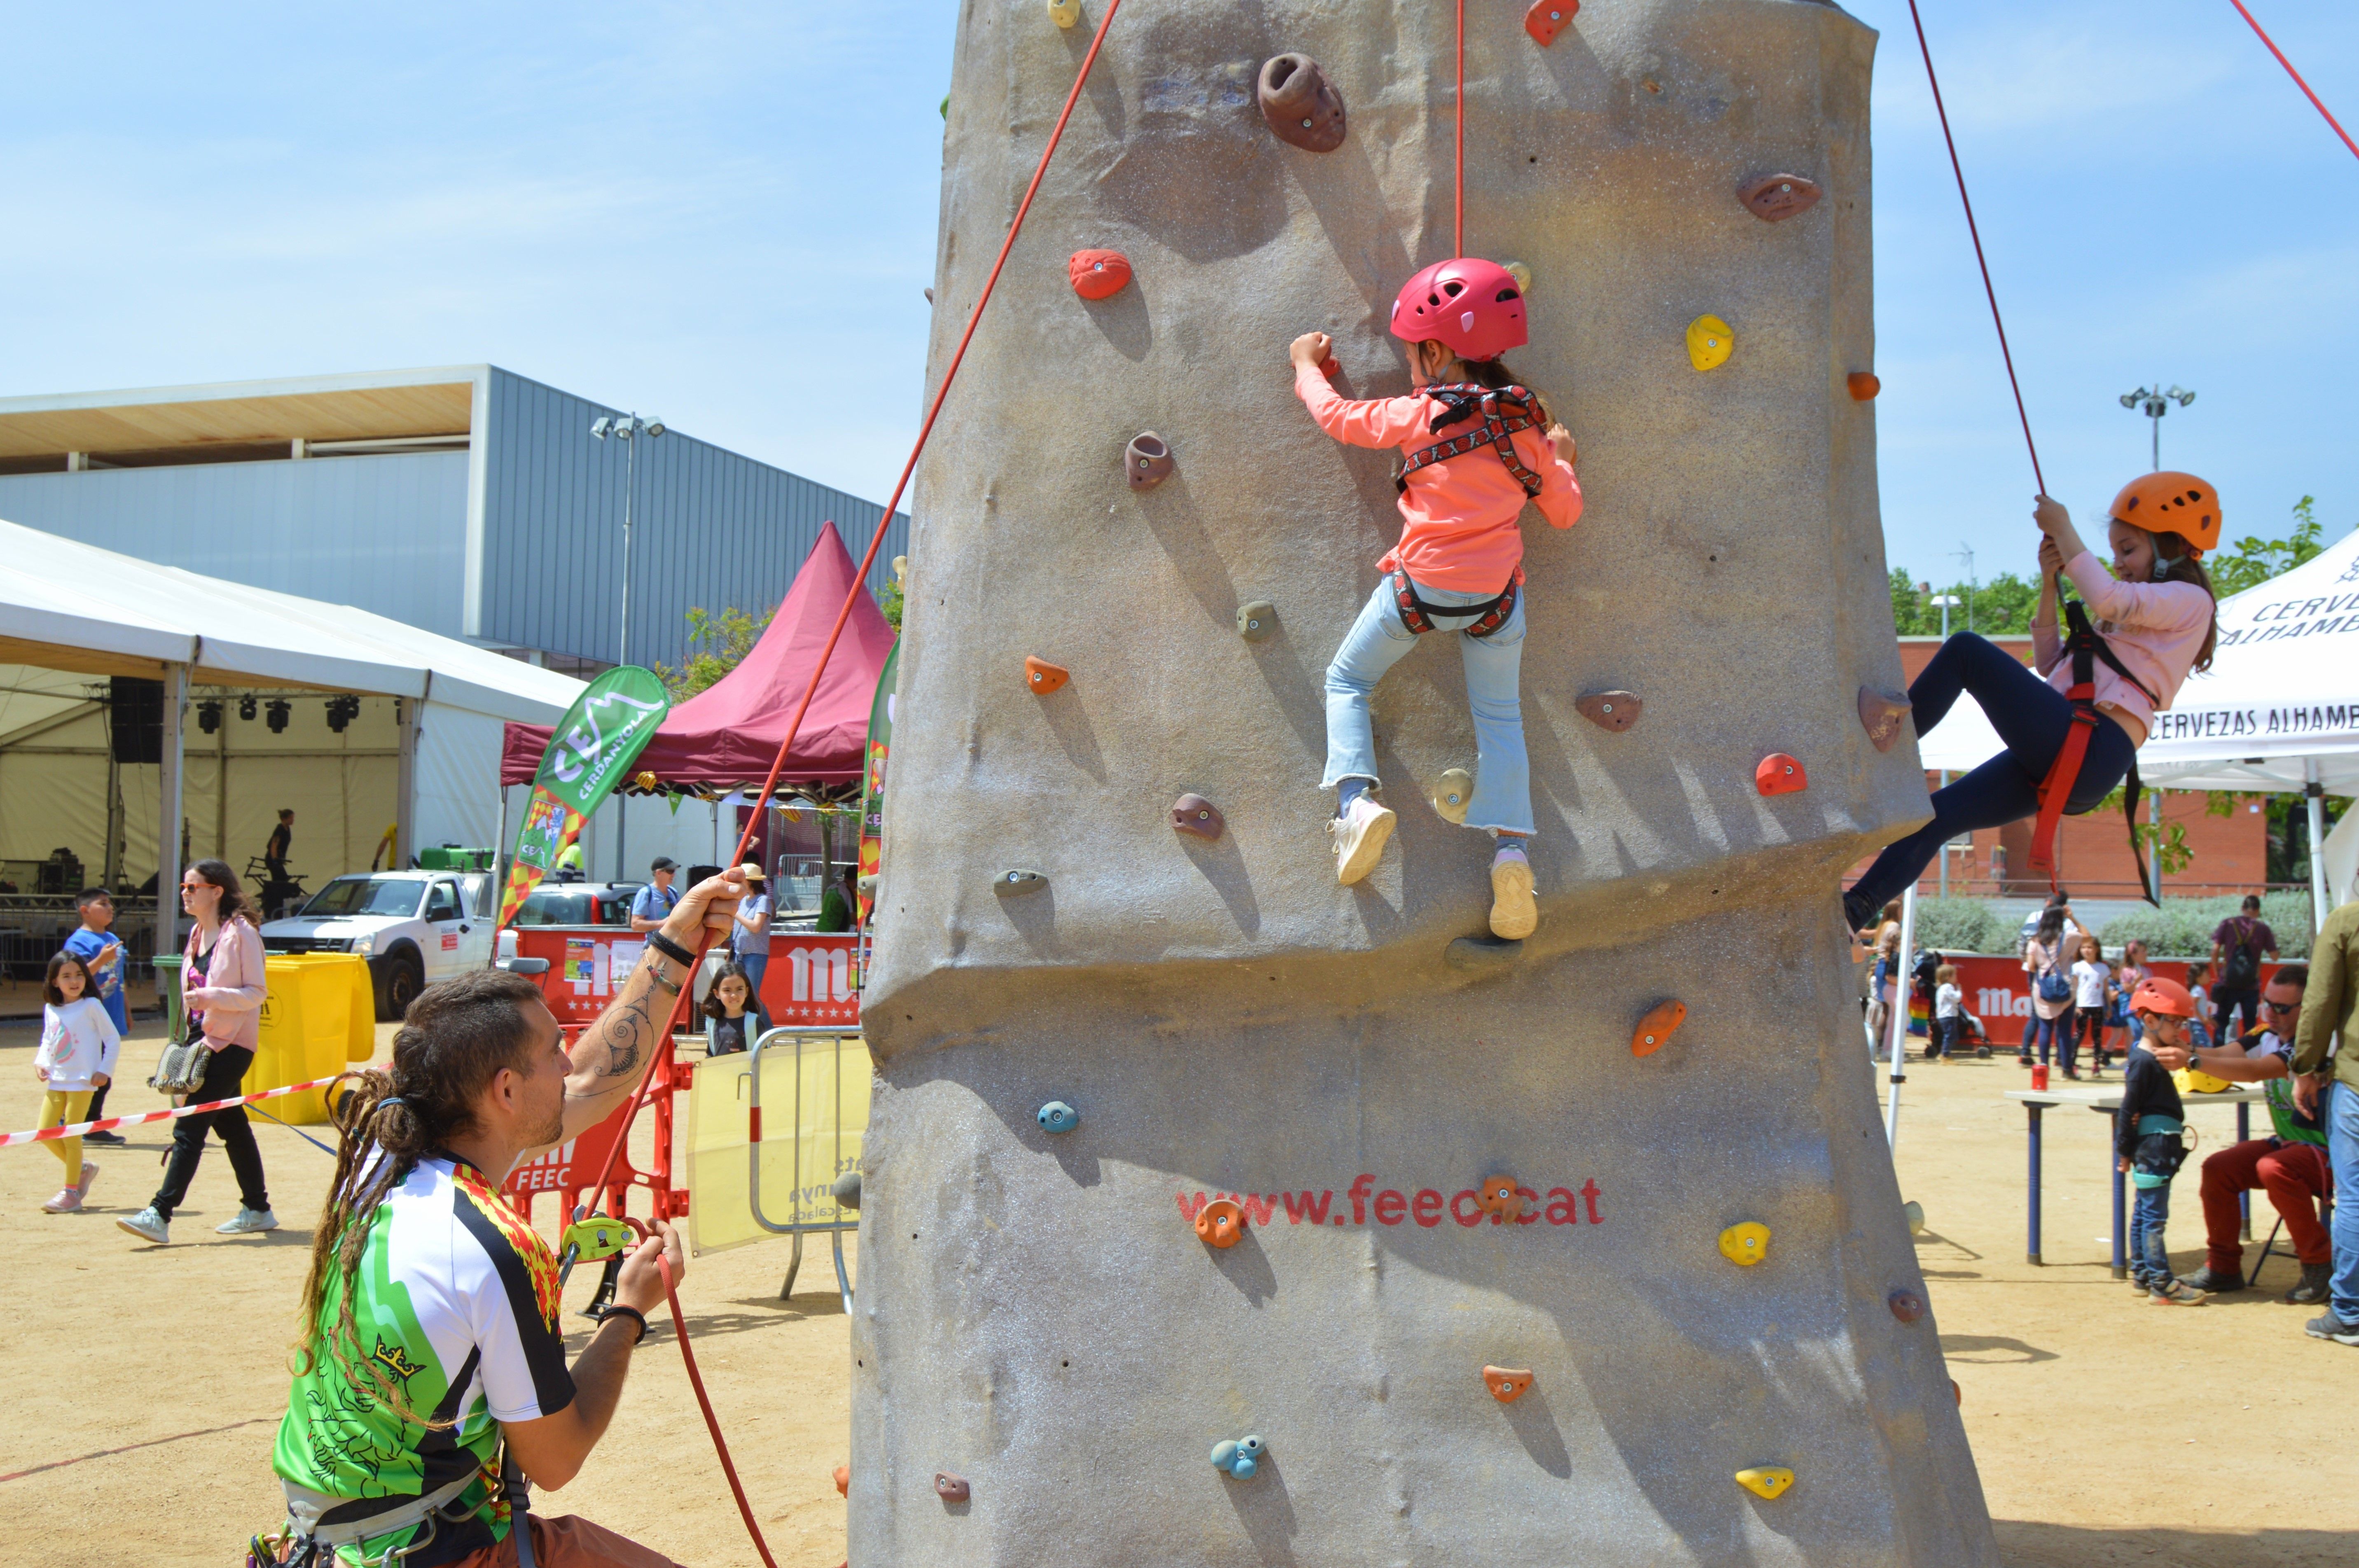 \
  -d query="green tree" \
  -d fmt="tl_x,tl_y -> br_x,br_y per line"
652,604 -> 774,701
2208,495 -> 2326,598
1889,568 -> 2042,637
879,573 -> 904,631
